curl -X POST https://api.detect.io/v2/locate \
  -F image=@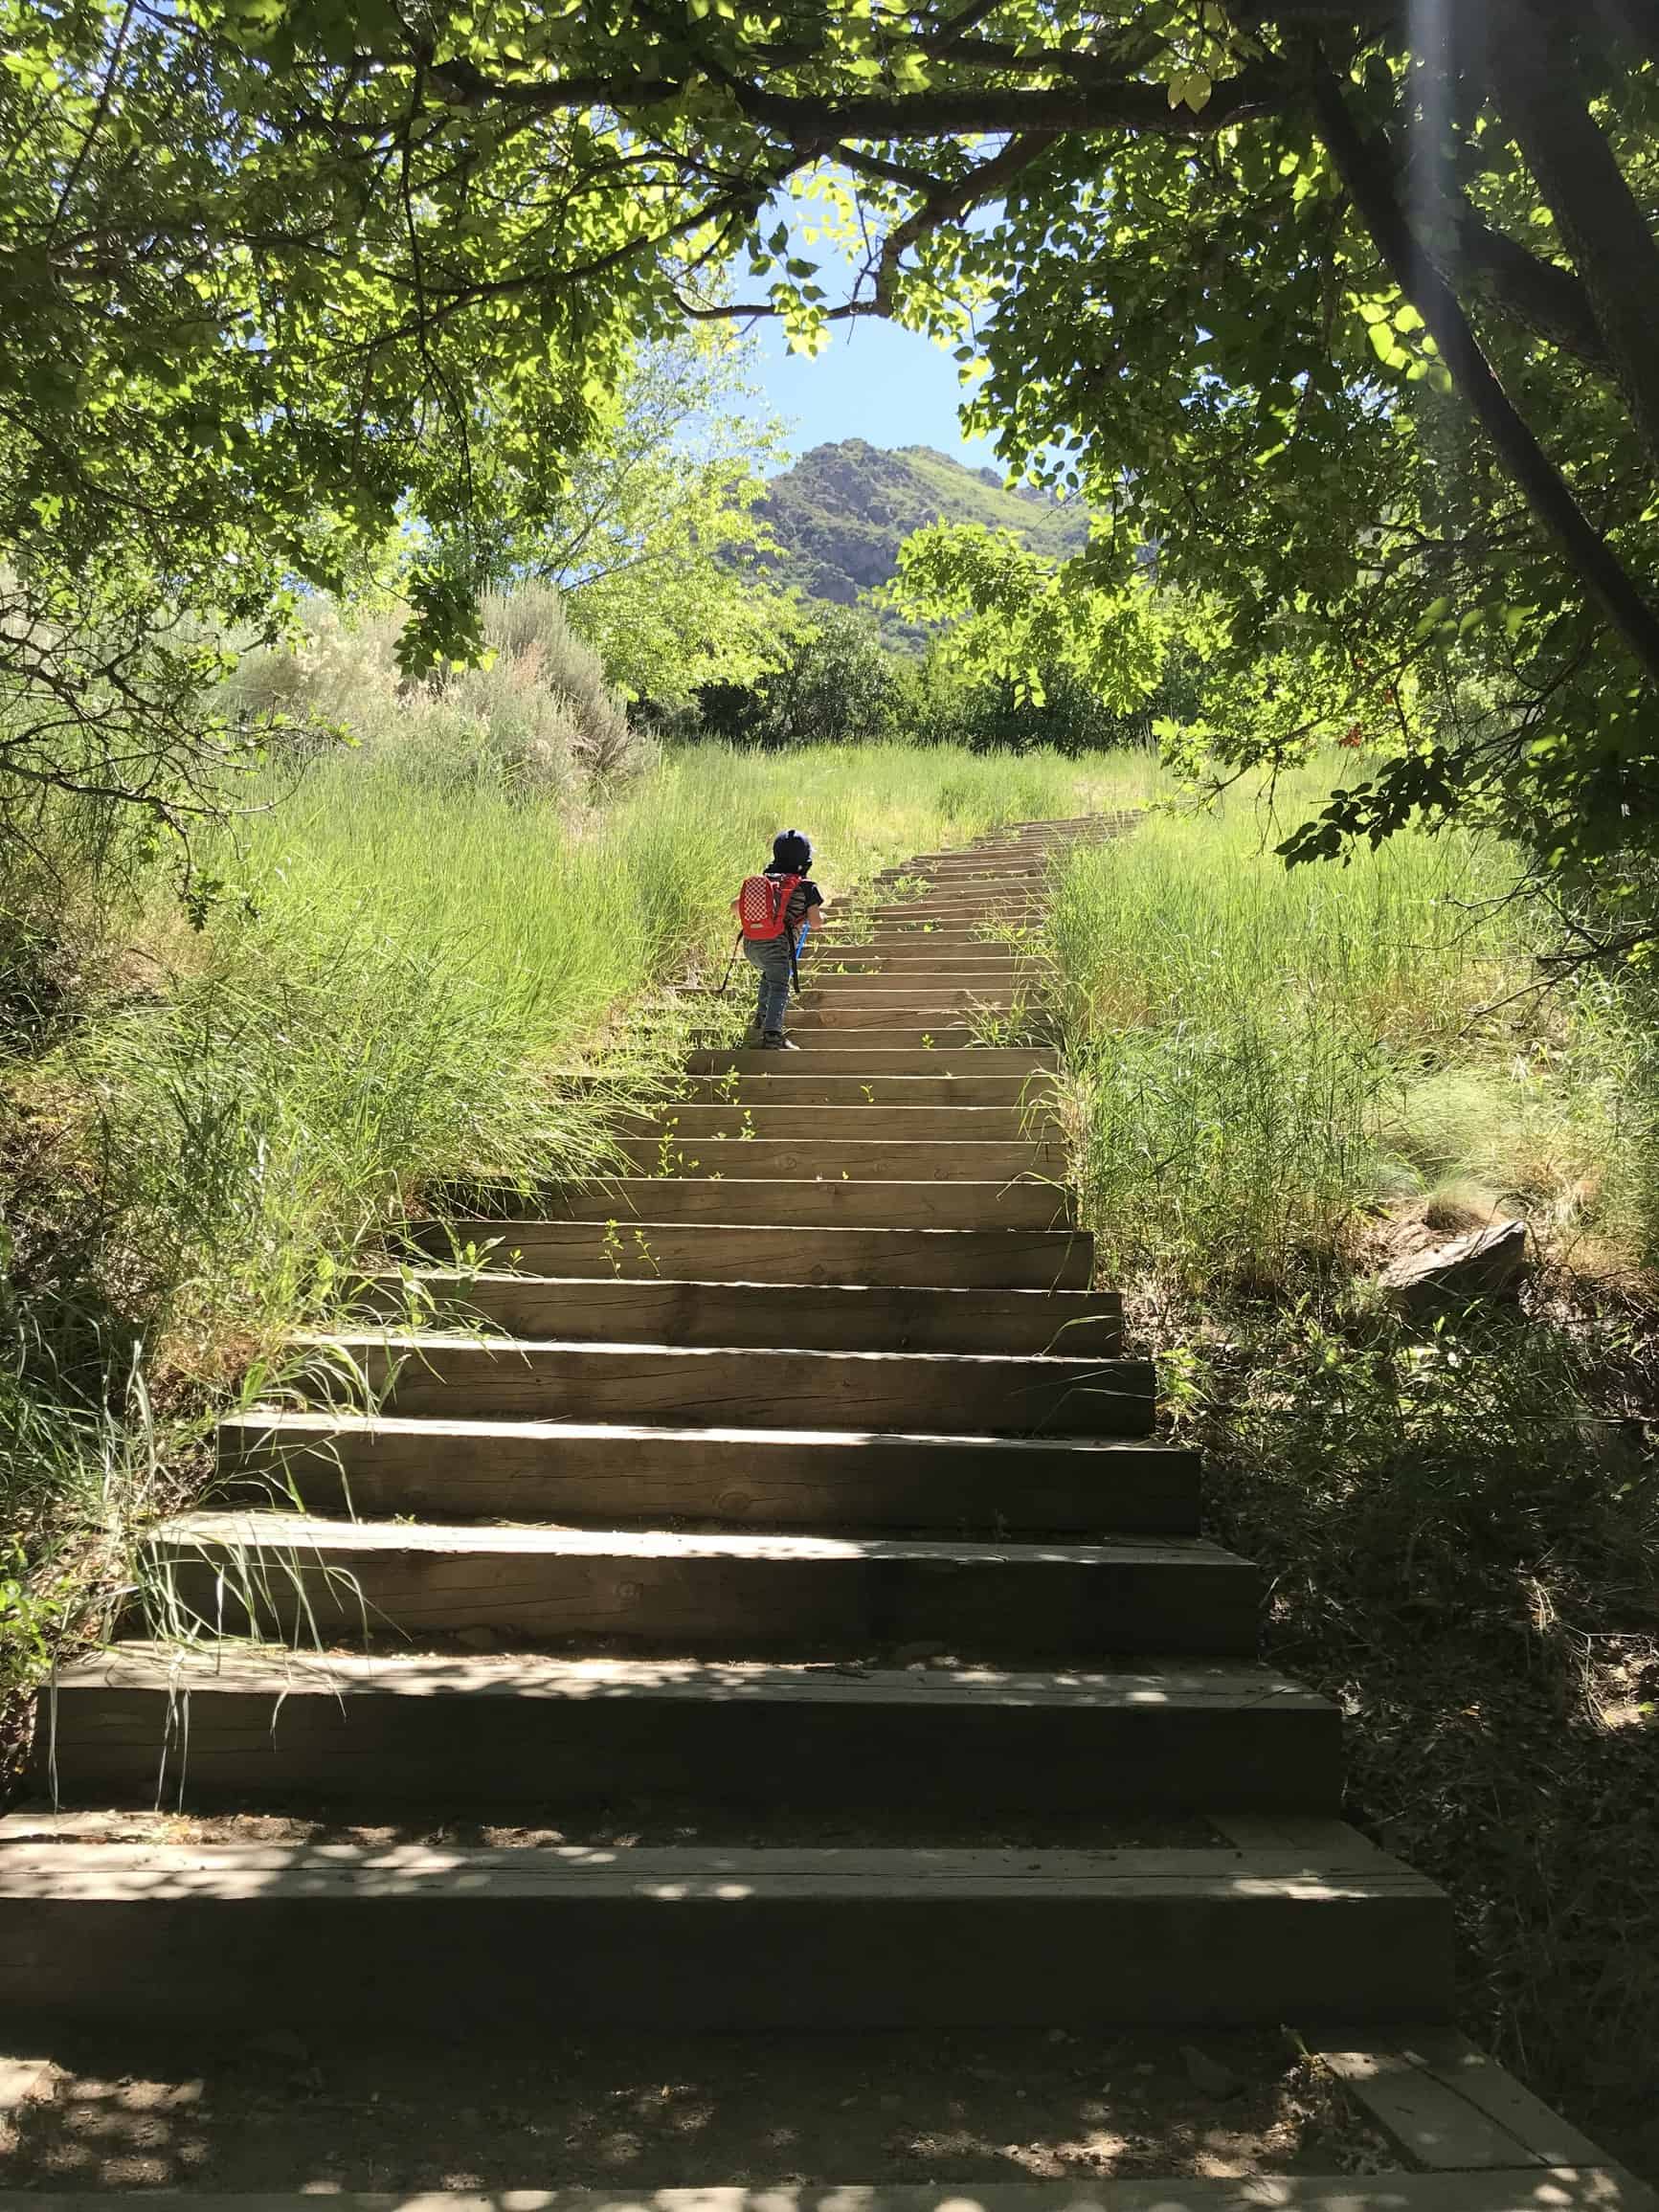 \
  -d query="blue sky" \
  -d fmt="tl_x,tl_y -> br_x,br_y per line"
751,313 -> 998,468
